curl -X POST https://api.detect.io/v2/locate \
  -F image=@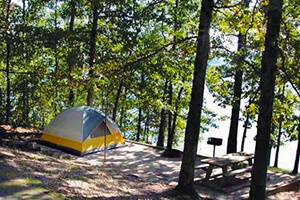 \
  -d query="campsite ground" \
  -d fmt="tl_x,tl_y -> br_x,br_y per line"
0,125 -> 299,199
